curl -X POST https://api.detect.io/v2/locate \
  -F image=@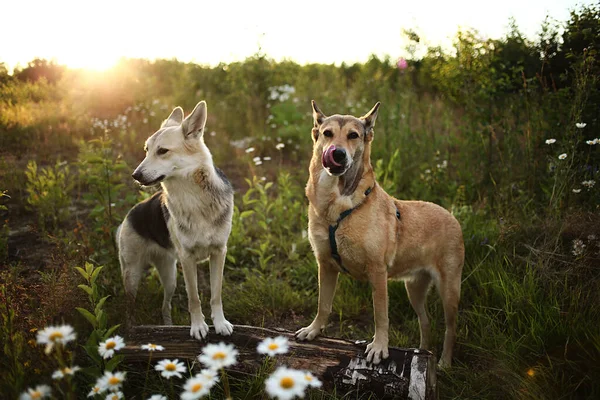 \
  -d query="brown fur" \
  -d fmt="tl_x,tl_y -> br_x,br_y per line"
296,101 -> 464,368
